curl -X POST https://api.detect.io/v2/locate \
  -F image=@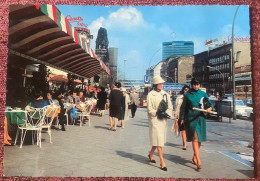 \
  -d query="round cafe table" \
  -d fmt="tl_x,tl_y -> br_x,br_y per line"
5,110 -> 27,125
